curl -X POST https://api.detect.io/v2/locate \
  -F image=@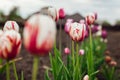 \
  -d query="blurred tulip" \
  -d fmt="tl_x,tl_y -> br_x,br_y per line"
85,12 -> 97,25
64,19 -> 73,34
79,49 -> 84,55
101,29 -> 107,39
0,30 -> 3,37
91,25 -> 99,33
64,47 -> 70,54
105,56 -> 112,63
23,14 -> 56,55
59,8 -> 65,19
109,60 -> 117,66
79,19 -> 85,24
0,30 -> 21,60
69,22 -> 86,42
83,75 -> 89,80
48,6 -> 59,21
3,21 -> 19,32
85,30 -> 89,38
